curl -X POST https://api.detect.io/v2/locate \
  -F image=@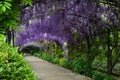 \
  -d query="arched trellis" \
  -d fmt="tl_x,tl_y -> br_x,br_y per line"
15,33 -> 68,59
16,9 -> 72,60
18,41 -> 45,52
